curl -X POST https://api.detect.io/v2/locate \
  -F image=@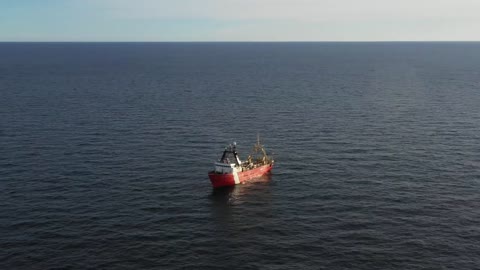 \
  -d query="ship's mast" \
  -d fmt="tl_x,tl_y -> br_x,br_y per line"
220,143 -> 241,166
